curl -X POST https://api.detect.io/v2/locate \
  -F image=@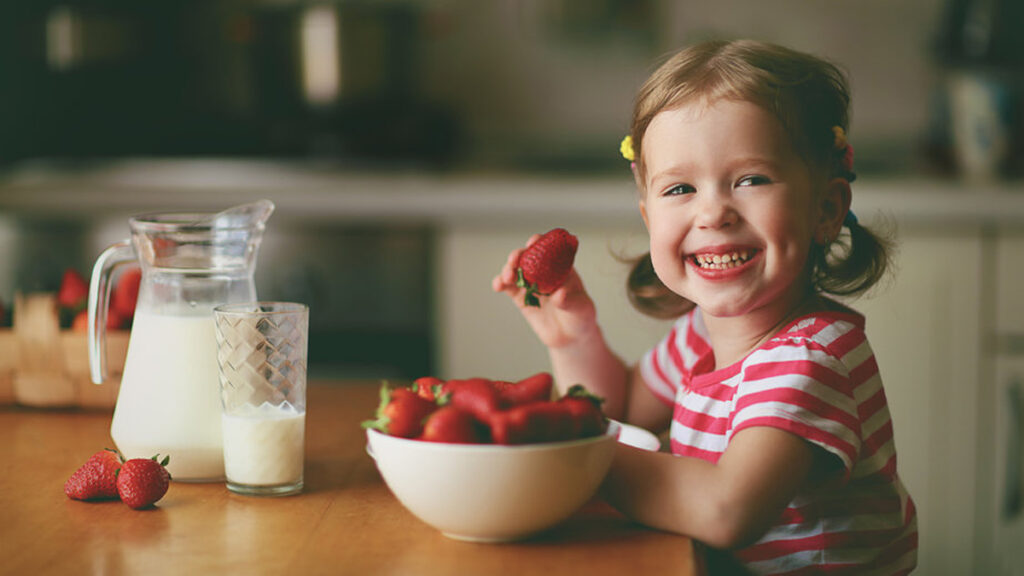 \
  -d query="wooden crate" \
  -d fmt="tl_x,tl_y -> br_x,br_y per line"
1,293 -> 128,409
